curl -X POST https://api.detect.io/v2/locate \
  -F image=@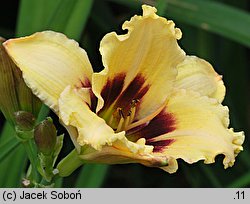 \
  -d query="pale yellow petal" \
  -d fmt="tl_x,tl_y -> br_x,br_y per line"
4,31 -> 93,112
58,86 -> 153,156
92,5 -> 185,121
175,56 -> 225,102
78,142 -> 171,168
75,136 -> 172,169
58,86 -> 121,150
150,90 -> 244,173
